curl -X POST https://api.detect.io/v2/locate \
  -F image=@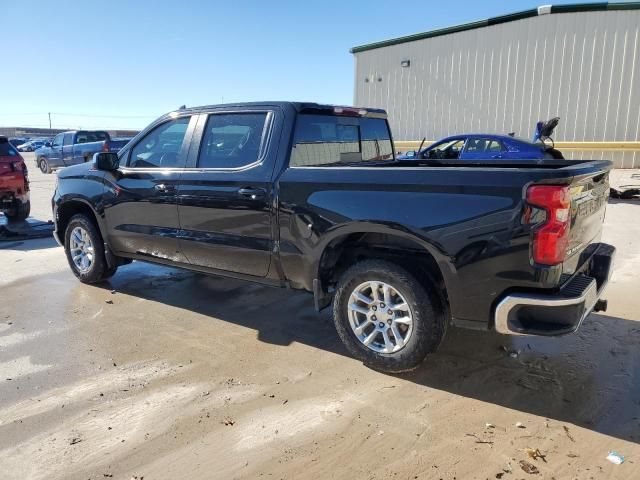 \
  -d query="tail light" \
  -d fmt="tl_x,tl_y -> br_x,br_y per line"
526,185 -> 571,265
102,142 -> 110,152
